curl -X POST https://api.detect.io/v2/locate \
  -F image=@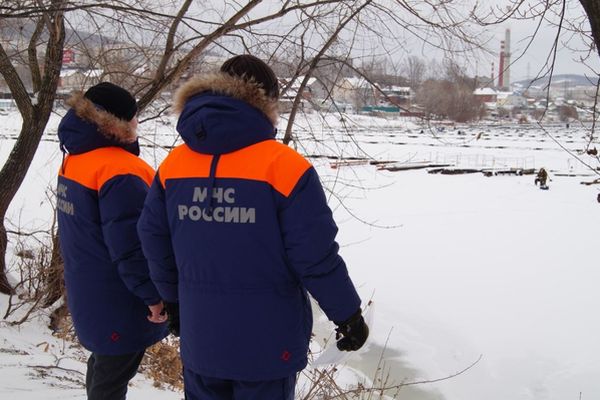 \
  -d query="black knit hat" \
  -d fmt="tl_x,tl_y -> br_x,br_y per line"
83,82 -> 138,121
220,55 -> 279,99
